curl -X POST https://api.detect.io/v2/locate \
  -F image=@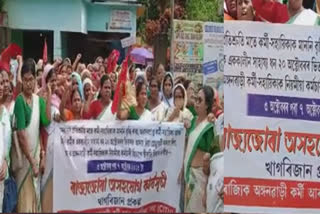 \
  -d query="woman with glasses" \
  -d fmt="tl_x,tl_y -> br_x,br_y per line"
183,86 -> 220,213
12,59 -> 51,212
